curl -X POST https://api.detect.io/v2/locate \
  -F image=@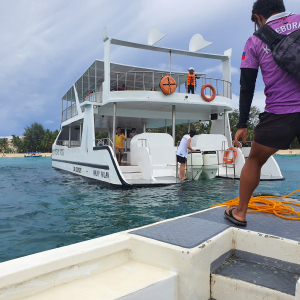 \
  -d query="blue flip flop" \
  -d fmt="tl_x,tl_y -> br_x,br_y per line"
224,208 -> 247,226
